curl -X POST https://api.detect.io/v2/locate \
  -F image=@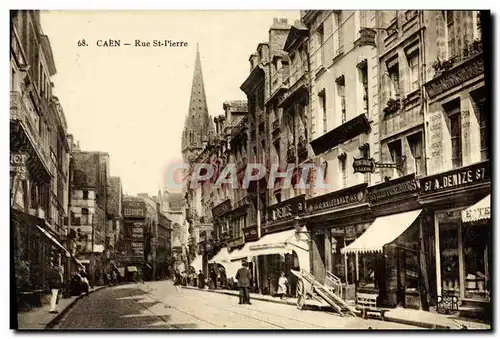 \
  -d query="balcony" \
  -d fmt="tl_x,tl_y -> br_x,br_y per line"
288,61 -> 308,88
426,40 -> 483,99
381,100 -> 423,139
354,28 -> 377,48
271,66 -> 290,97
